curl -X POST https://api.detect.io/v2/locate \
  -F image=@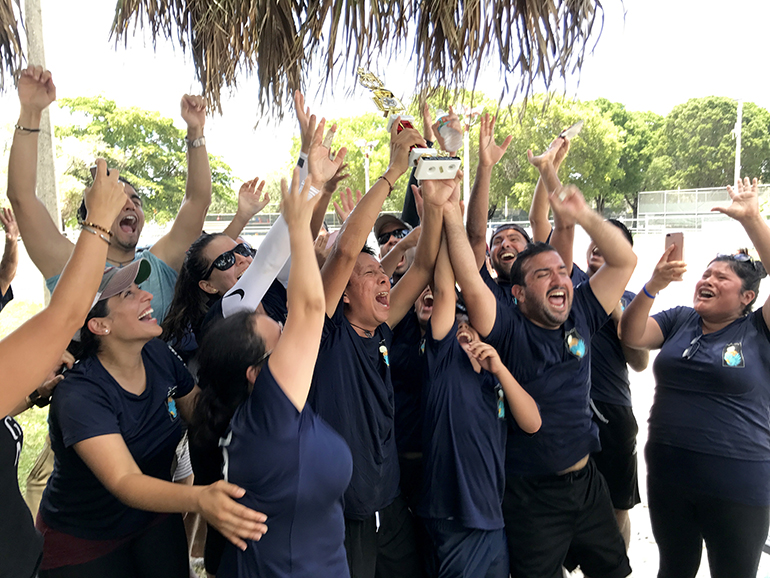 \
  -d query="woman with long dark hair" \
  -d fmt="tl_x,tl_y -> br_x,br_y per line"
36,258 -> 268,577
621,177 -> 770,578
194,167 -> 353,578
